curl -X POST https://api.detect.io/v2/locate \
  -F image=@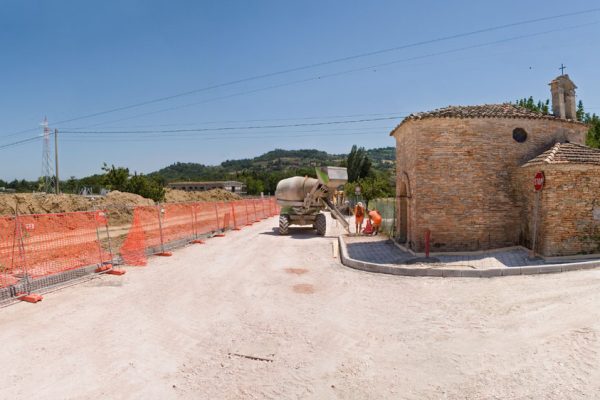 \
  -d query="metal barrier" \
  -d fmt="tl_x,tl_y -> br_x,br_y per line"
0,197 -> 279,305
0,210 -> 119,305
118,198 -> 278,266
